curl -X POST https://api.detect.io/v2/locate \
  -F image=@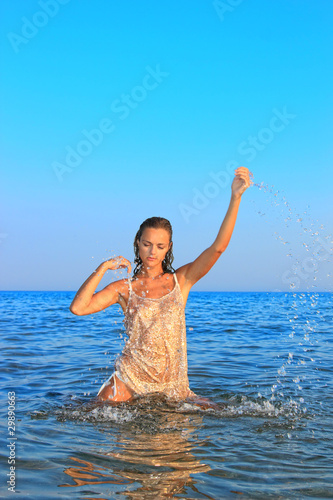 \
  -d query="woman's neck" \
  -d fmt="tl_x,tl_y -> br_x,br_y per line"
139,266 -> 165,279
